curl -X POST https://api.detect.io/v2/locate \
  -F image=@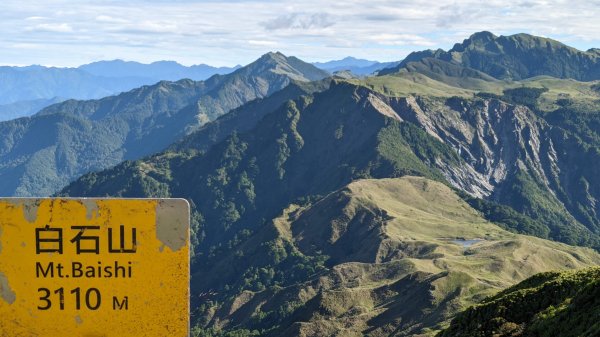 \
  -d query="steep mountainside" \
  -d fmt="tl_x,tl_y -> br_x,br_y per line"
388,94 -> 600,247
59,78 -> 600,334
59,81 -> 463,247
57,35 -> 600,336
0,53 -> 328,196
60,78 -> 600,249
380,31 -> 600,81
170,79 -> 331,153
439,267 -> 600,337
187,52 -> 329,124
351,71 -> 600,248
